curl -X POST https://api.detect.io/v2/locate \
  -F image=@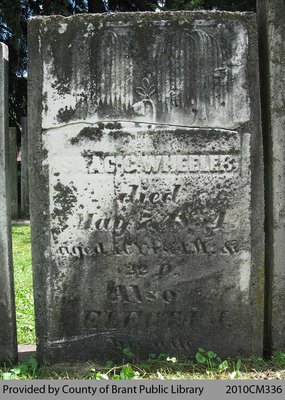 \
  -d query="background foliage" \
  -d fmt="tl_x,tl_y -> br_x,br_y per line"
0,0 -> 255,131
